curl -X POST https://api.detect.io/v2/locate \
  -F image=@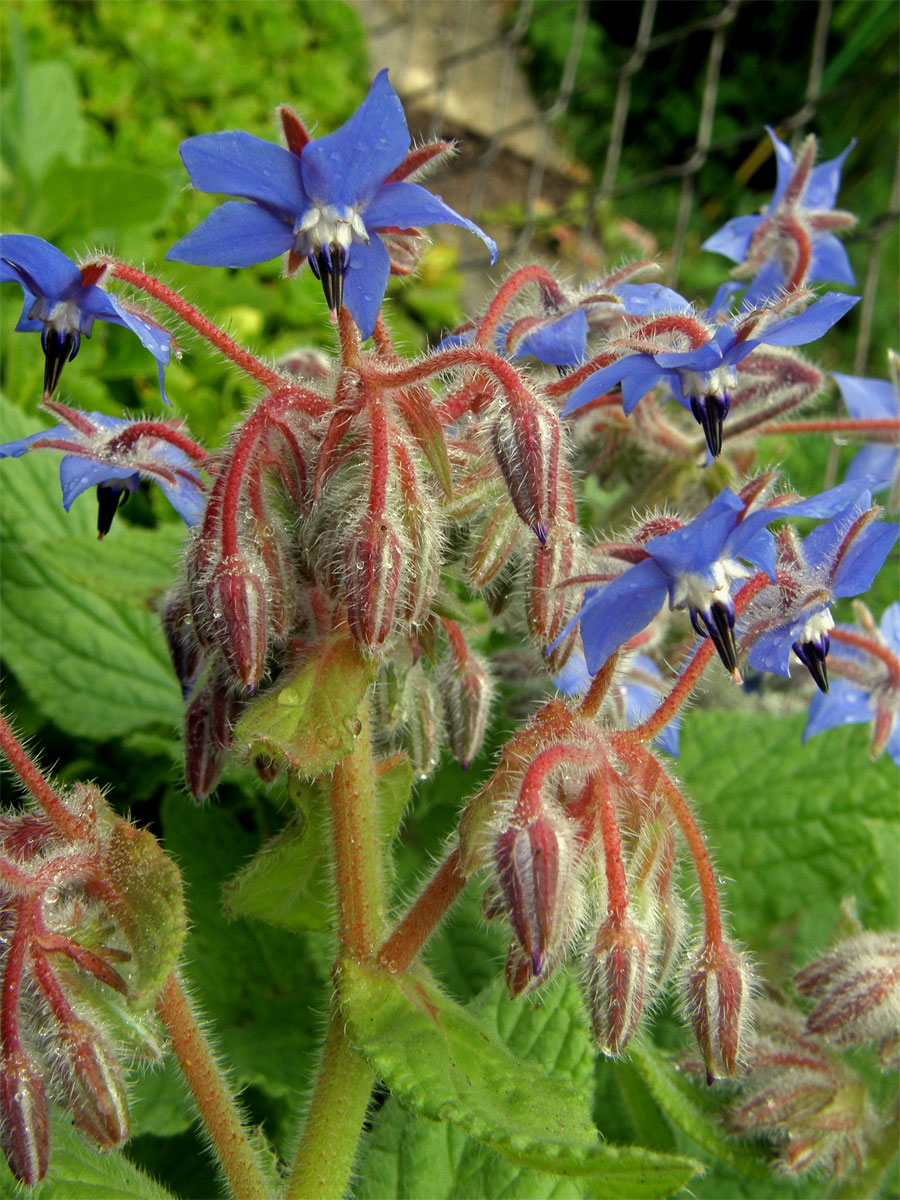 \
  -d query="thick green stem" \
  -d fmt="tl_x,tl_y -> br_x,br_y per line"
156,973 -> 273,1200
283,998 -> 376,1200
286,703 -> 383,1198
